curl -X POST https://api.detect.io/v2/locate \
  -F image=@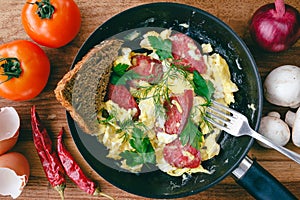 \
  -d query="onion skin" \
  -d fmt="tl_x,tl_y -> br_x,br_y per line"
250,0 -> 300,52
